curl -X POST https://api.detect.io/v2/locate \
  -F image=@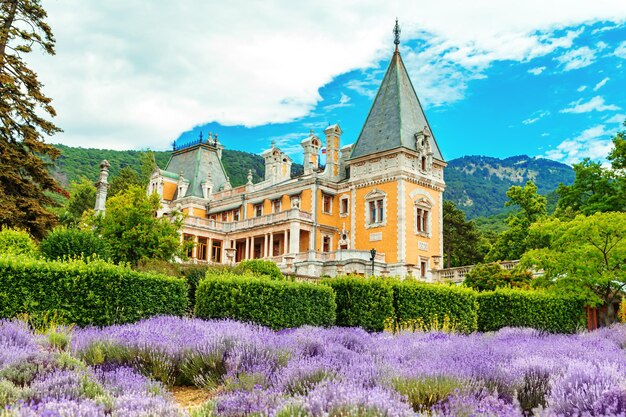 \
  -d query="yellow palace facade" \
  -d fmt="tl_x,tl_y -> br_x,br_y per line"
149,28 -> 446,278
